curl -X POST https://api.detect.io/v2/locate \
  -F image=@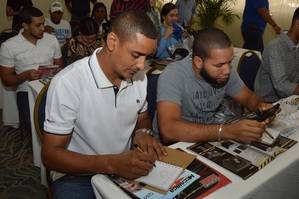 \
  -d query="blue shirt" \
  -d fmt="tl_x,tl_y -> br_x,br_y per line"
241,0 -> 269,31
156,26 -> 181,59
